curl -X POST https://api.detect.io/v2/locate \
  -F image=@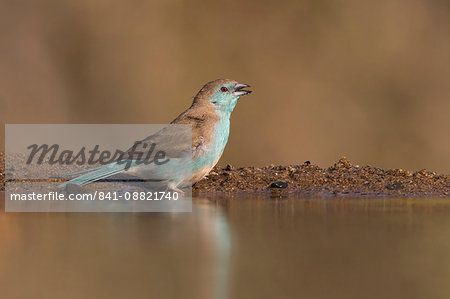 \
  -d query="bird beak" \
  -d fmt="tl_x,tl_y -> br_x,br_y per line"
233,83 -> 252,97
